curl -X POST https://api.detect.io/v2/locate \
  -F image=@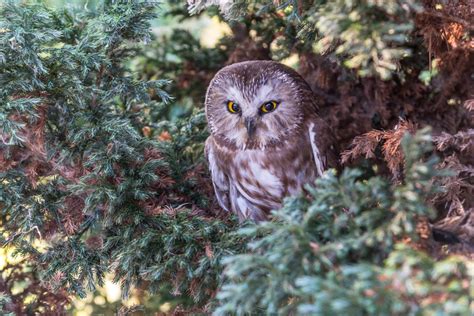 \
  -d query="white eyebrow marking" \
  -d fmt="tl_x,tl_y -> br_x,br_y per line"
227,86 -> 245,102
254,84 -> 273,104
